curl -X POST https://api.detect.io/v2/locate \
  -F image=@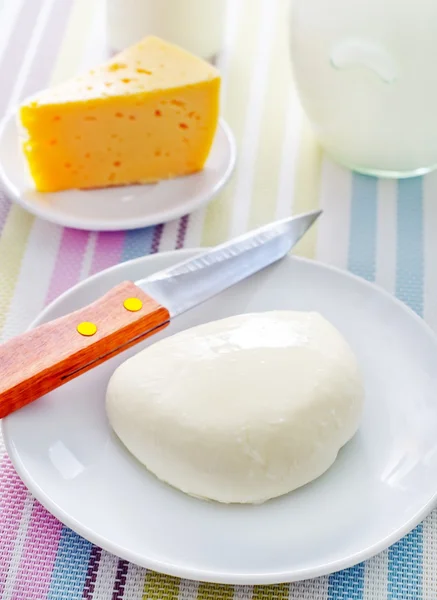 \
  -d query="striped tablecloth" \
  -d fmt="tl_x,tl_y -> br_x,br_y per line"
1,0 -> 436,598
